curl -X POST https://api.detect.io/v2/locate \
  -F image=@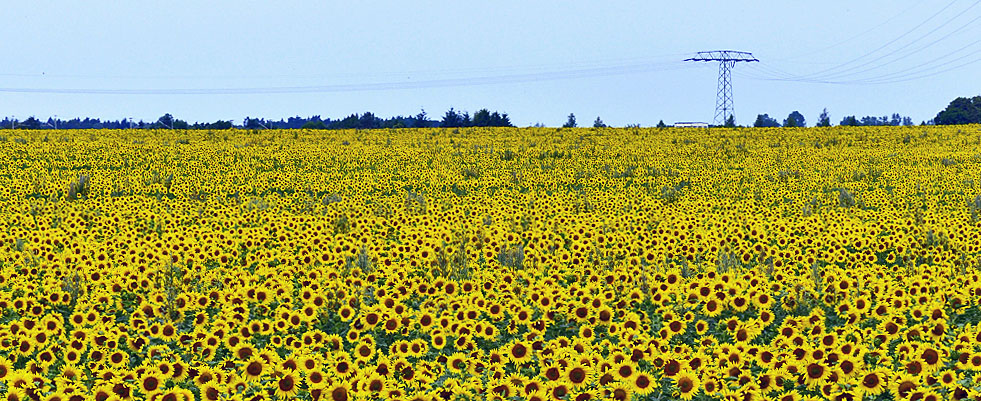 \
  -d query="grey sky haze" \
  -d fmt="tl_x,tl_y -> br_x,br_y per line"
1,1 -> 978,126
